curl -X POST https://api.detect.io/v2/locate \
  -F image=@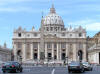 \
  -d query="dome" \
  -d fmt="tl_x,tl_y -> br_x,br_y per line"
43,5 -> 64,26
